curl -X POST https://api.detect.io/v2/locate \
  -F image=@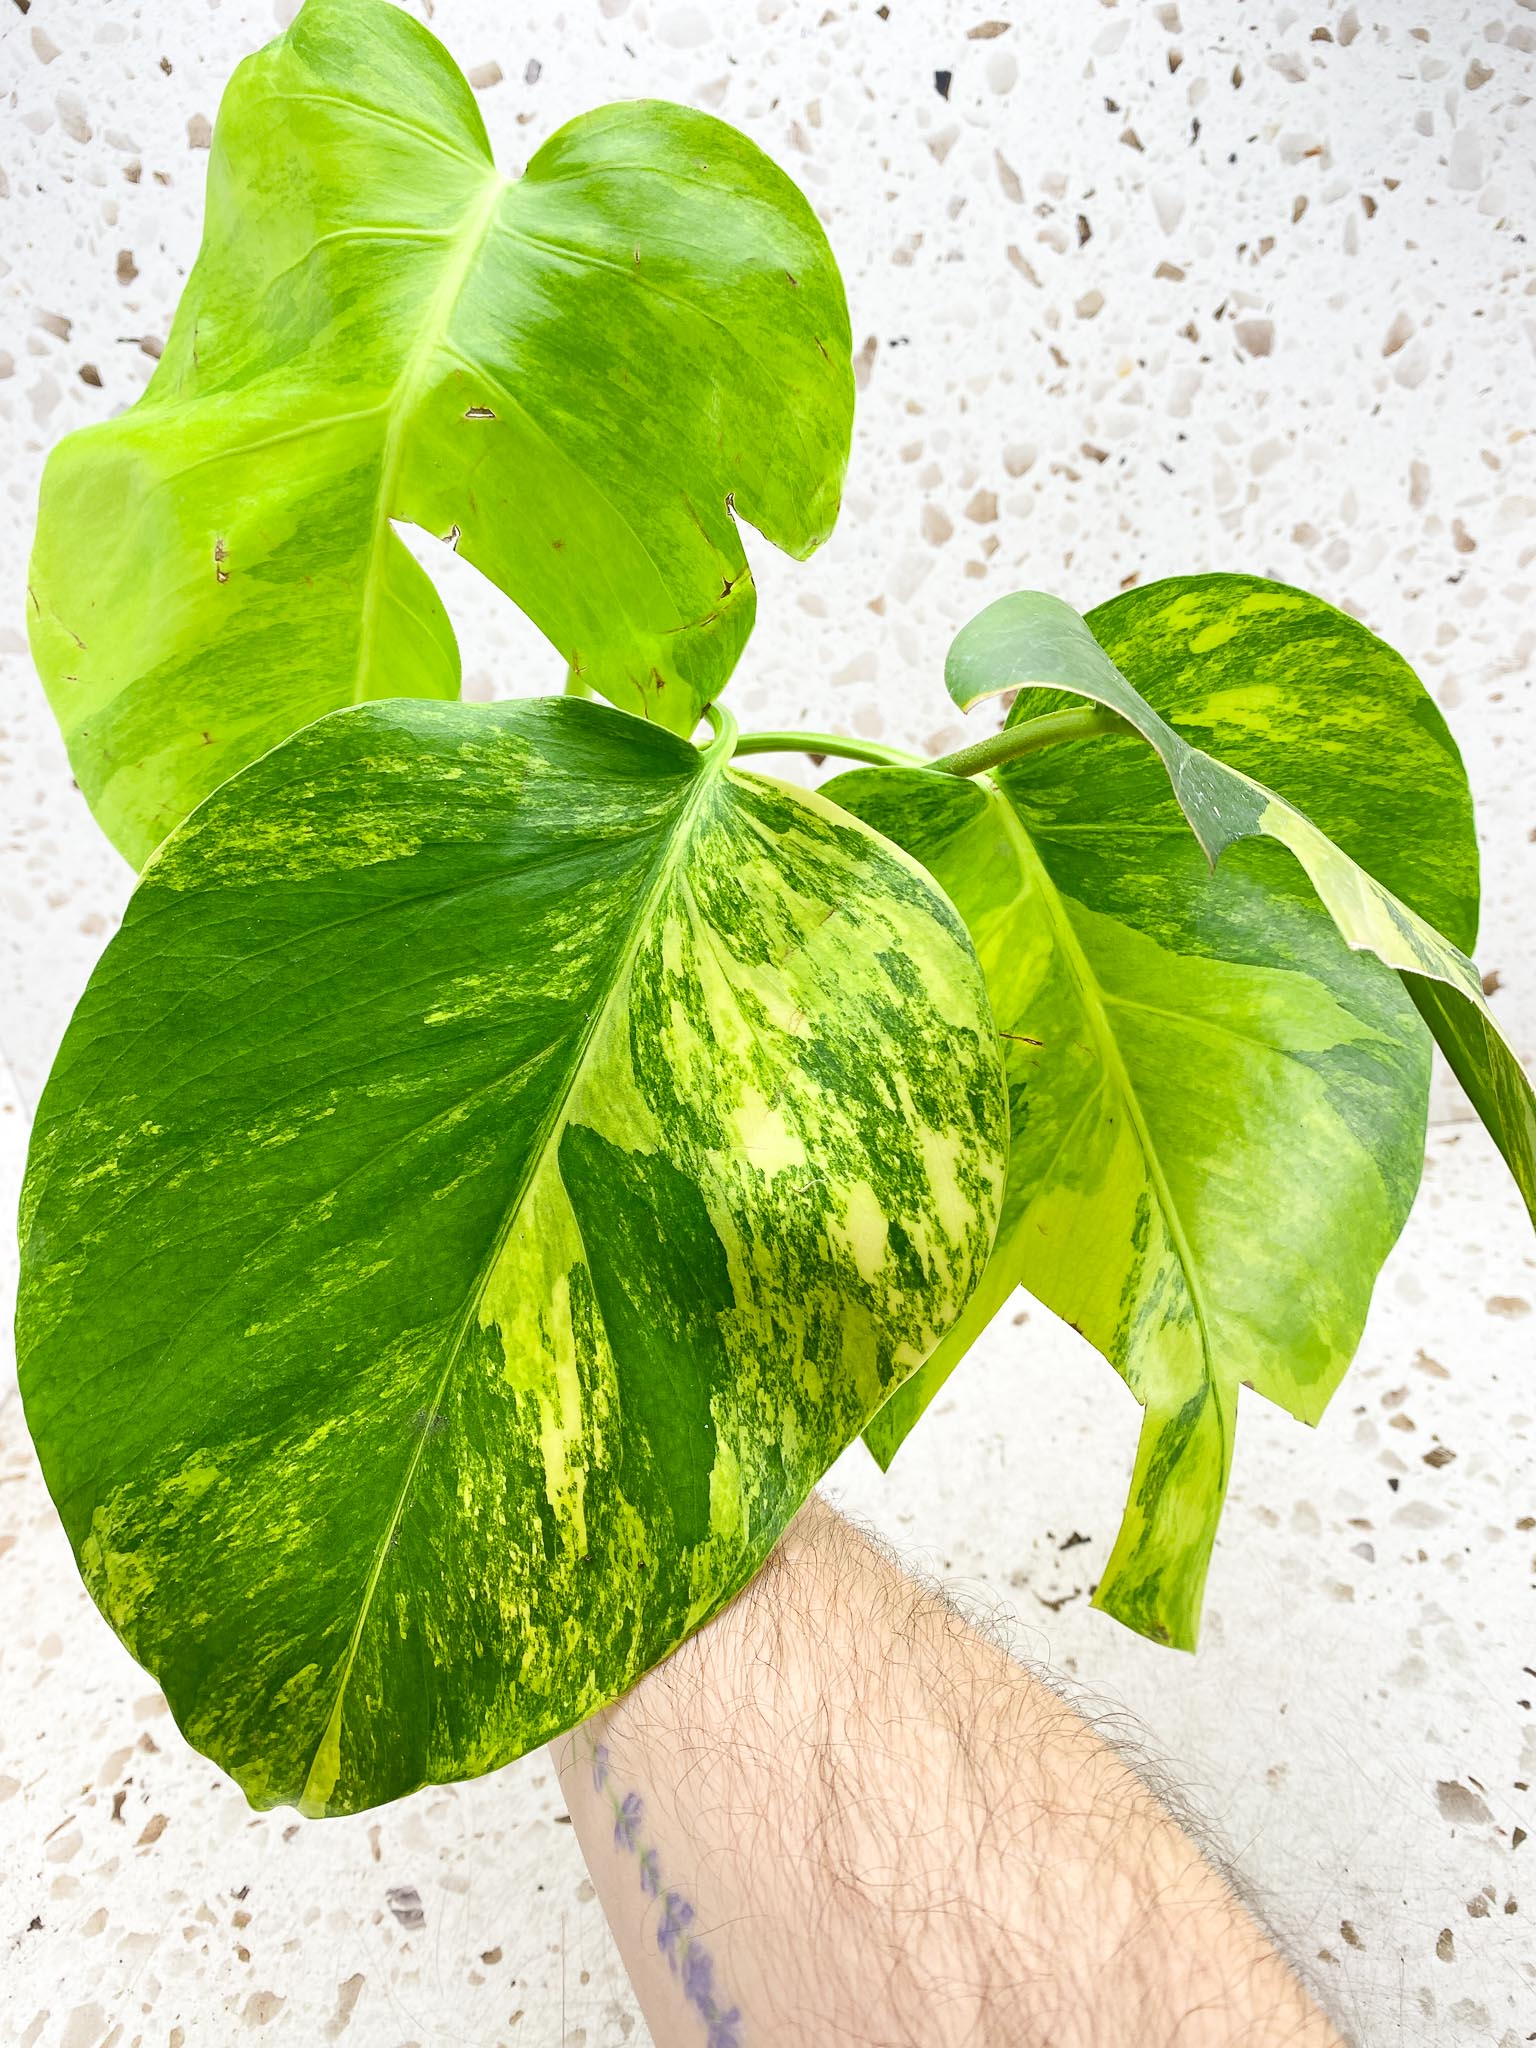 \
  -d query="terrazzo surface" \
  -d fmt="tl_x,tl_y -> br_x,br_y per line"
1,1 -> 1533,2042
